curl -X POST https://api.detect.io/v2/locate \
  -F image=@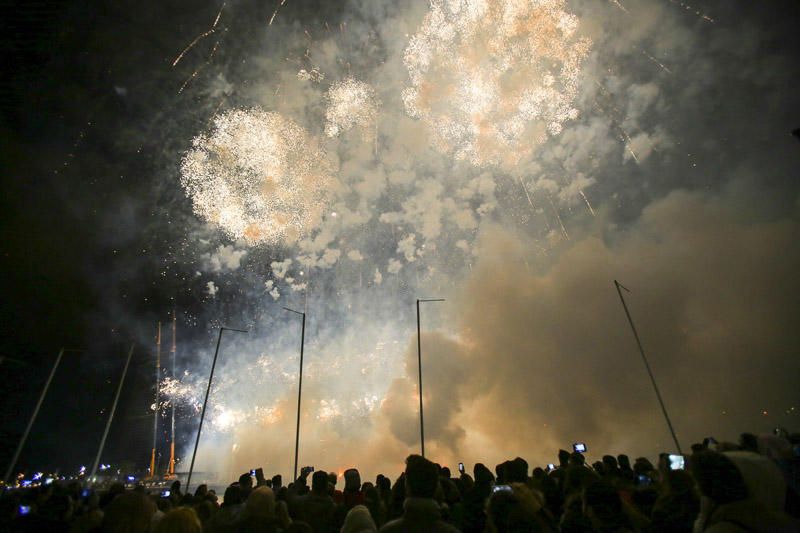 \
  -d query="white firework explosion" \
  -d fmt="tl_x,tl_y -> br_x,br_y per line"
324,77 -> 379,137
180,108 -> 336,246
402,0 -> 591,167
